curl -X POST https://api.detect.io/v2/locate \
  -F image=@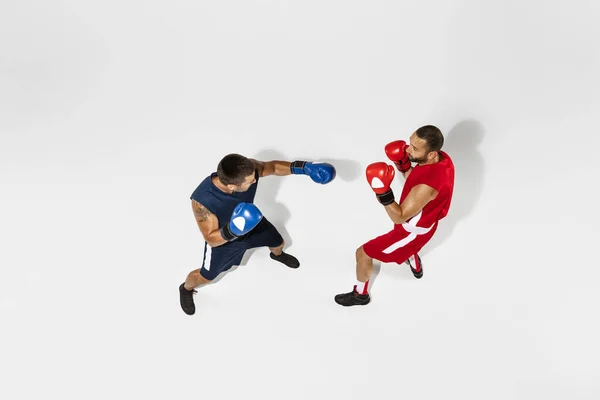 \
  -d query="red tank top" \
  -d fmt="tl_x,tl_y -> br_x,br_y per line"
397,151 -> 455,229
